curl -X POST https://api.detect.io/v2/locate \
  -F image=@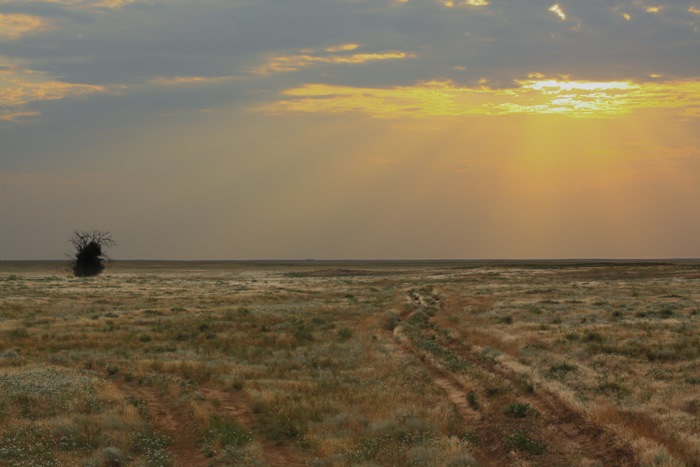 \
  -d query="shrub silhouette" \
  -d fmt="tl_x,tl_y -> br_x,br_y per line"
69,230 -> 115,277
